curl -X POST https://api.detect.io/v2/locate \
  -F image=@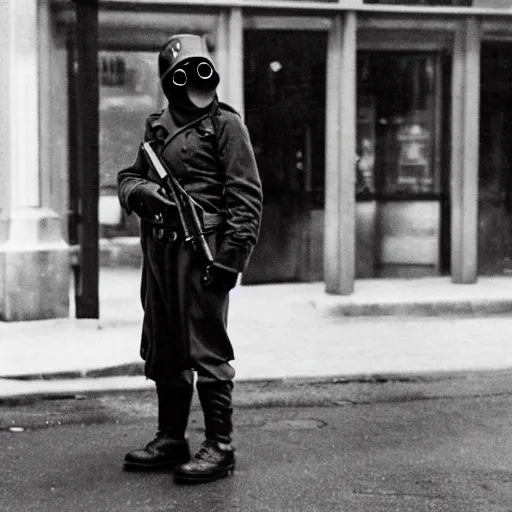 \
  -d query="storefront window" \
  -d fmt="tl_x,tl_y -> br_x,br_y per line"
356,52 -> 438,197
99,51 -> 162,191
98,51 -> 163,234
